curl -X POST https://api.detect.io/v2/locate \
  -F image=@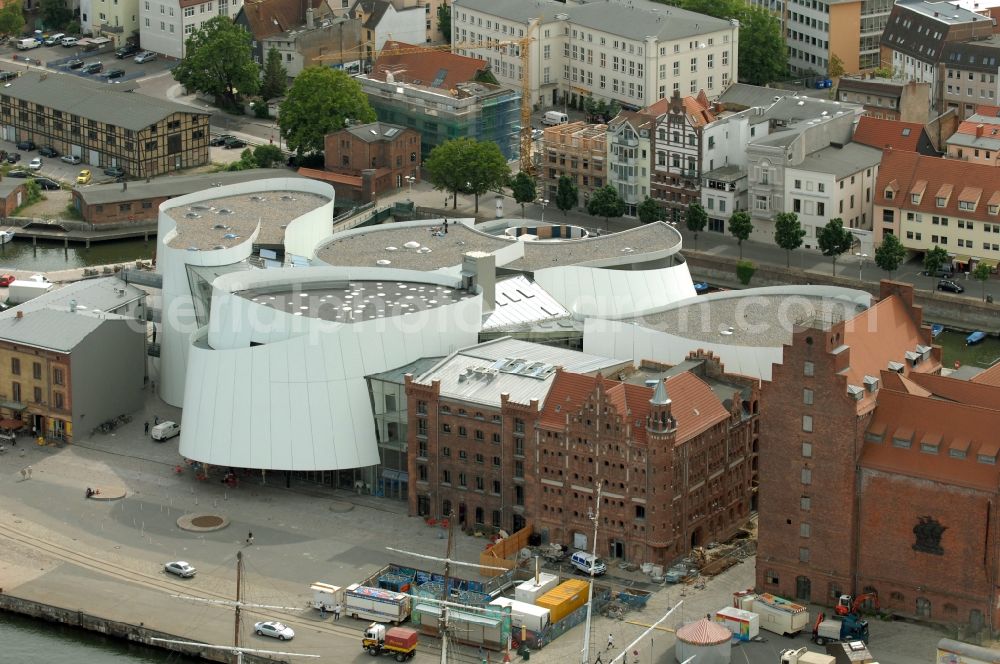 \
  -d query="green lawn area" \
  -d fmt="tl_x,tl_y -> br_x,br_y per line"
934,329 -> 1000,369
